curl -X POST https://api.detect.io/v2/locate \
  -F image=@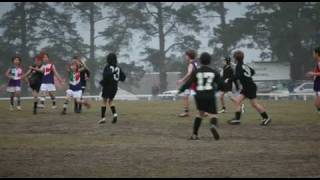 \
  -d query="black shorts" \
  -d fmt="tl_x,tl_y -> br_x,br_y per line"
241,85 -> 257,99
29,82 -> 41,93
194,96 -> 217,114
221,82 -> 232,92
102,88 -> 117,100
